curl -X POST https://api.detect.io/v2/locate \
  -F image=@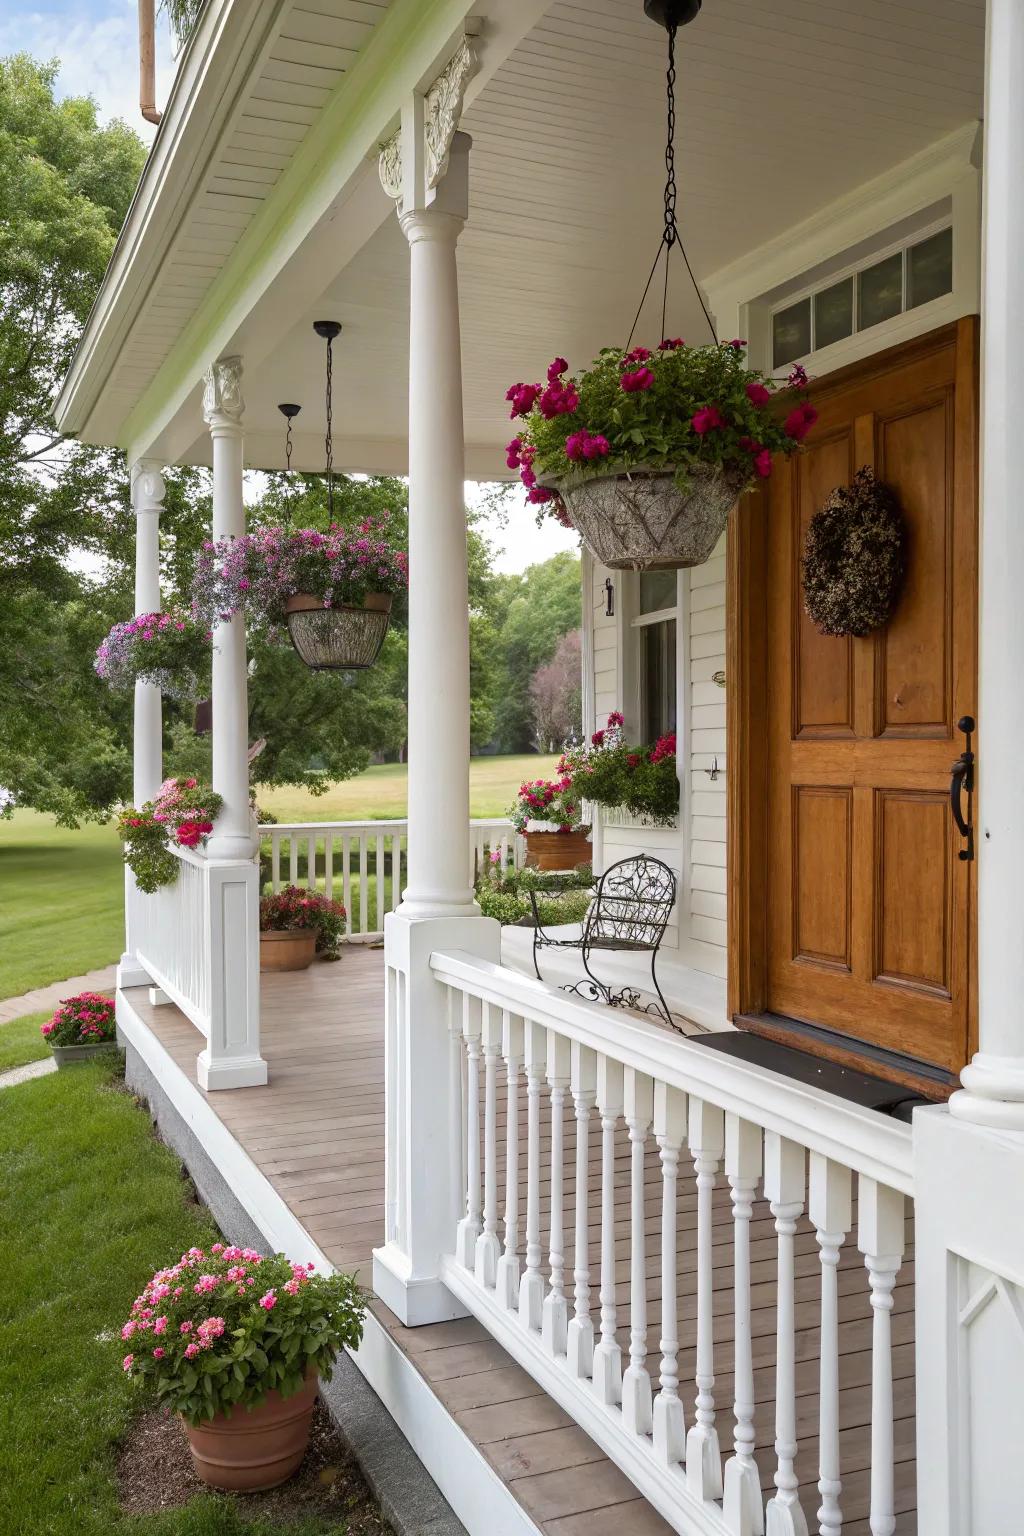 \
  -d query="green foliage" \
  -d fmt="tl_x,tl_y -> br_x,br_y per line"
486,551 -> 582,752
123,1247 -> 365,1427
518,341 -> 799,488
564,726 -> 680,825
475,860 -> 593,927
